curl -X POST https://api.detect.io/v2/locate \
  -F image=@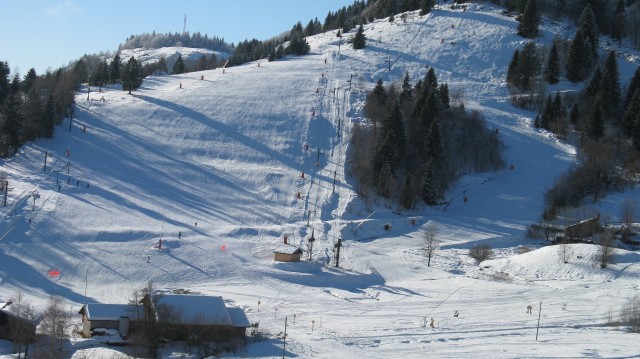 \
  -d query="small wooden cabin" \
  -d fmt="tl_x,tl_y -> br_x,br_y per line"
564,213 -> 600,240
274,244 -> 303,262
